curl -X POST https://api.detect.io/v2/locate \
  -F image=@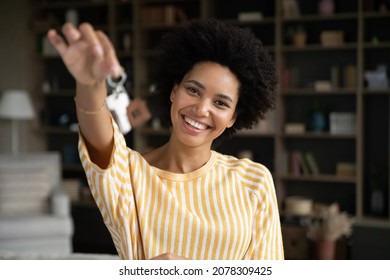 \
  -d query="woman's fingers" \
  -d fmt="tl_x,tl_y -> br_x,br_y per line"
61,22 -> 81,44
79,22 -> 104,58
47,29 -> 68,58
96,30 -> 122,77
48,22 -> 121,82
